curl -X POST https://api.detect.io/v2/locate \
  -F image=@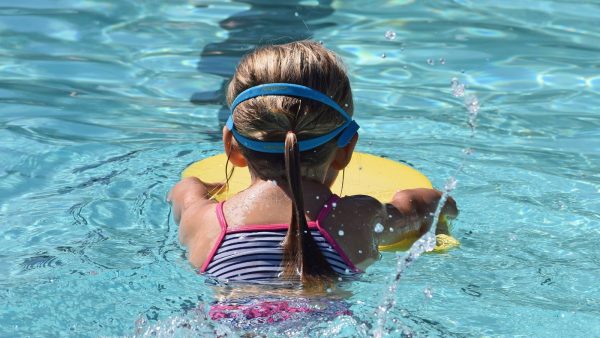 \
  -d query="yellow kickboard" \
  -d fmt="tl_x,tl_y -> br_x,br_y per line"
182,152 -> 459,252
